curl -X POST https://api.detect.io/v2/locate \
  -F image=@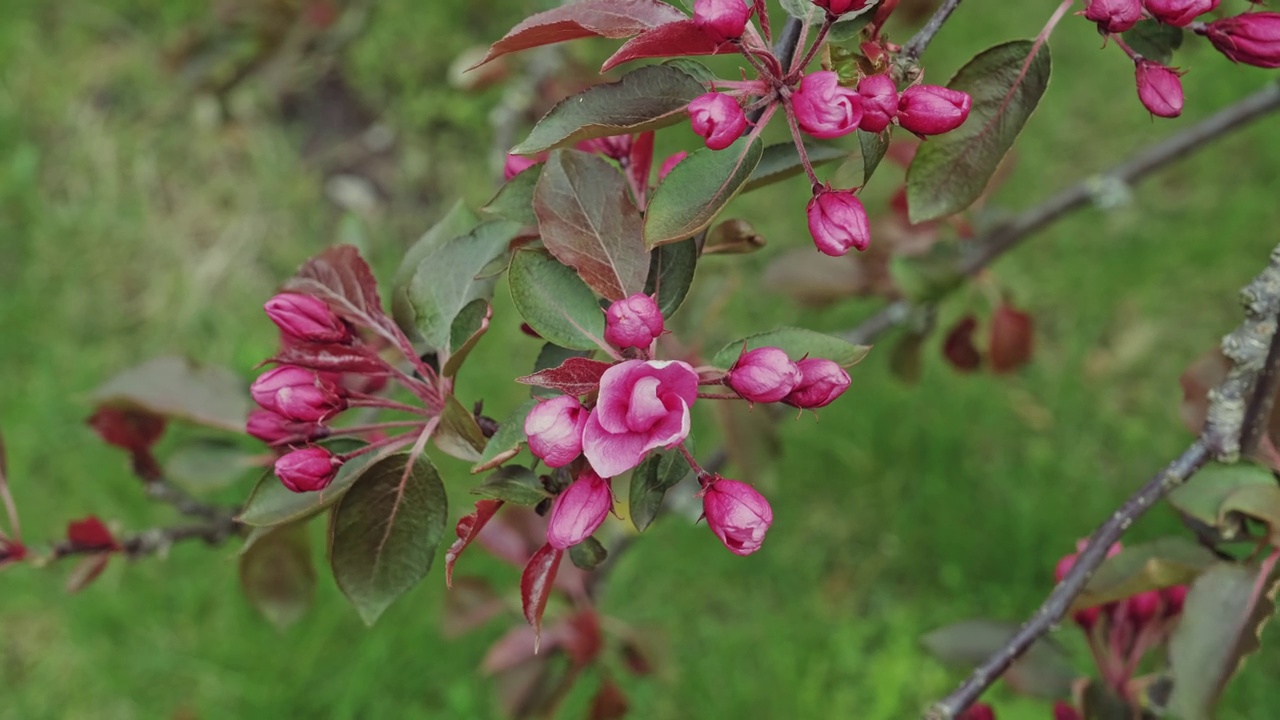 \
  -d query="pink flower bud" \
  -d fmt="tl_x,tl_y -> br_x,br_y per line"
810,0 -> 870,15
1125,589 -> 1163,627
658,151 -> 688,180
251,366 -> 347,422
504,153 -> 542,180
1135,60 -> 1184,118
897,85 -> 972,136
274,446 -> 342,492
806,189 -> 871,256
1083,0 -> 1143,33
1143,0 -> 1218,27
547,471 -> 613,549
688,93 -> 748,151
1054,552 -> 1078,583
1162,584 -> 1188,617
264,293 -> 351,344
524,395 -> 589,468
693,0 -> 751,43
604,293 -> 665,350
856,73 -> 899,133
792,71 -> 863,139
1052,702 -> 1083,720
958,702 -> 996,720
727,347 -> 803,403
1203,12 -> 1280,68
702,478 -> 772,556
246,409 -> 326,445
1073,606 -> 1102,630
783,358 -> 851,409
